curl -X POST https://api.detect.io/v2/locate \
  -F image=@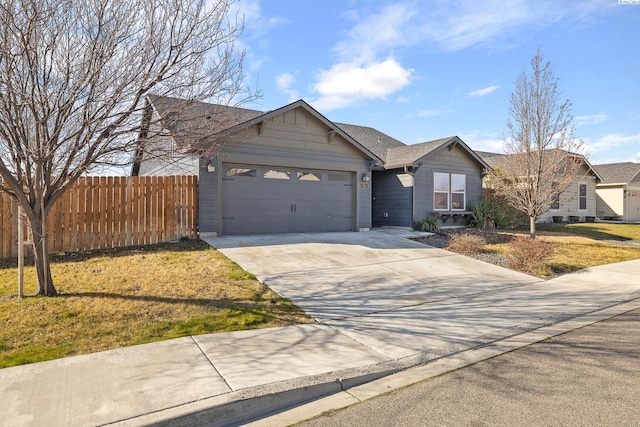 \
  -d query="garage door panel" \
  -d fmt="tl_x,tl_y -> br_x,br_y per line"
221,164 -> 355,235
